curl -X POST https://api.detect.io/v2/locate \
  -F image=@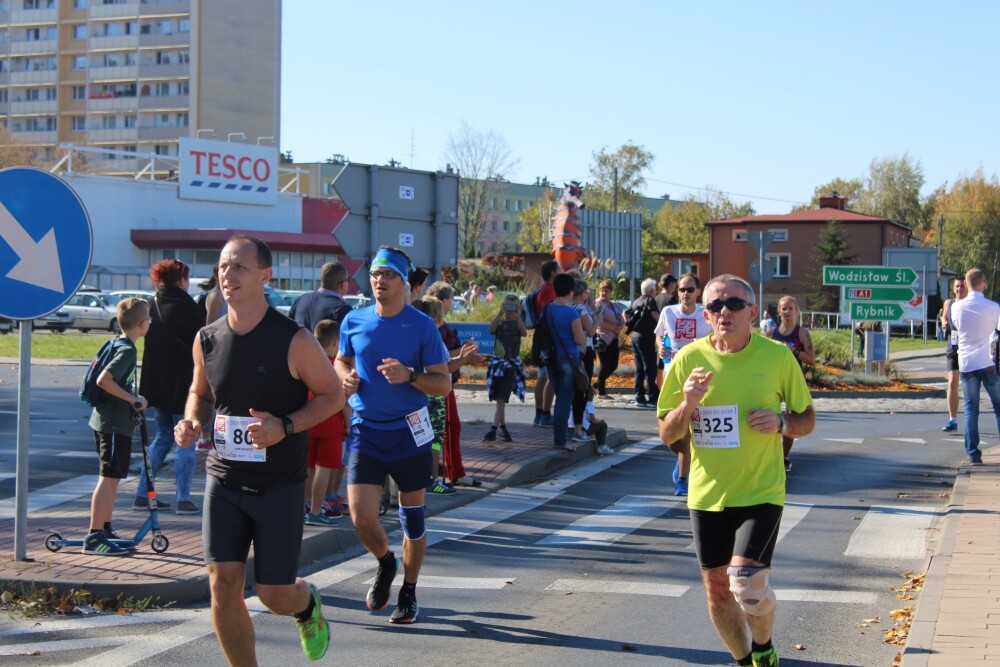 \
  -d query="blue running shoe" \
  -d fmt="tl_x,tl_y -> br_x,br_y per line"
672,460 -> 680,484
674,477 -> 688,497
942,418 -> 958,433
